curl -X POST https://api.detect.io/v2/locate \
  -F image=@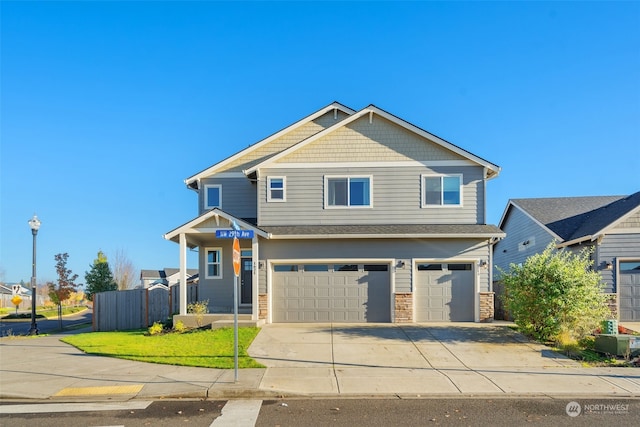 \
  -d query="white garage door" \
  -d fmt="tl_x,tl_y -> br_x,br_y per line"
414,263 -> 475,322
272,263 -> 391,322
620,260 -> 640,321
